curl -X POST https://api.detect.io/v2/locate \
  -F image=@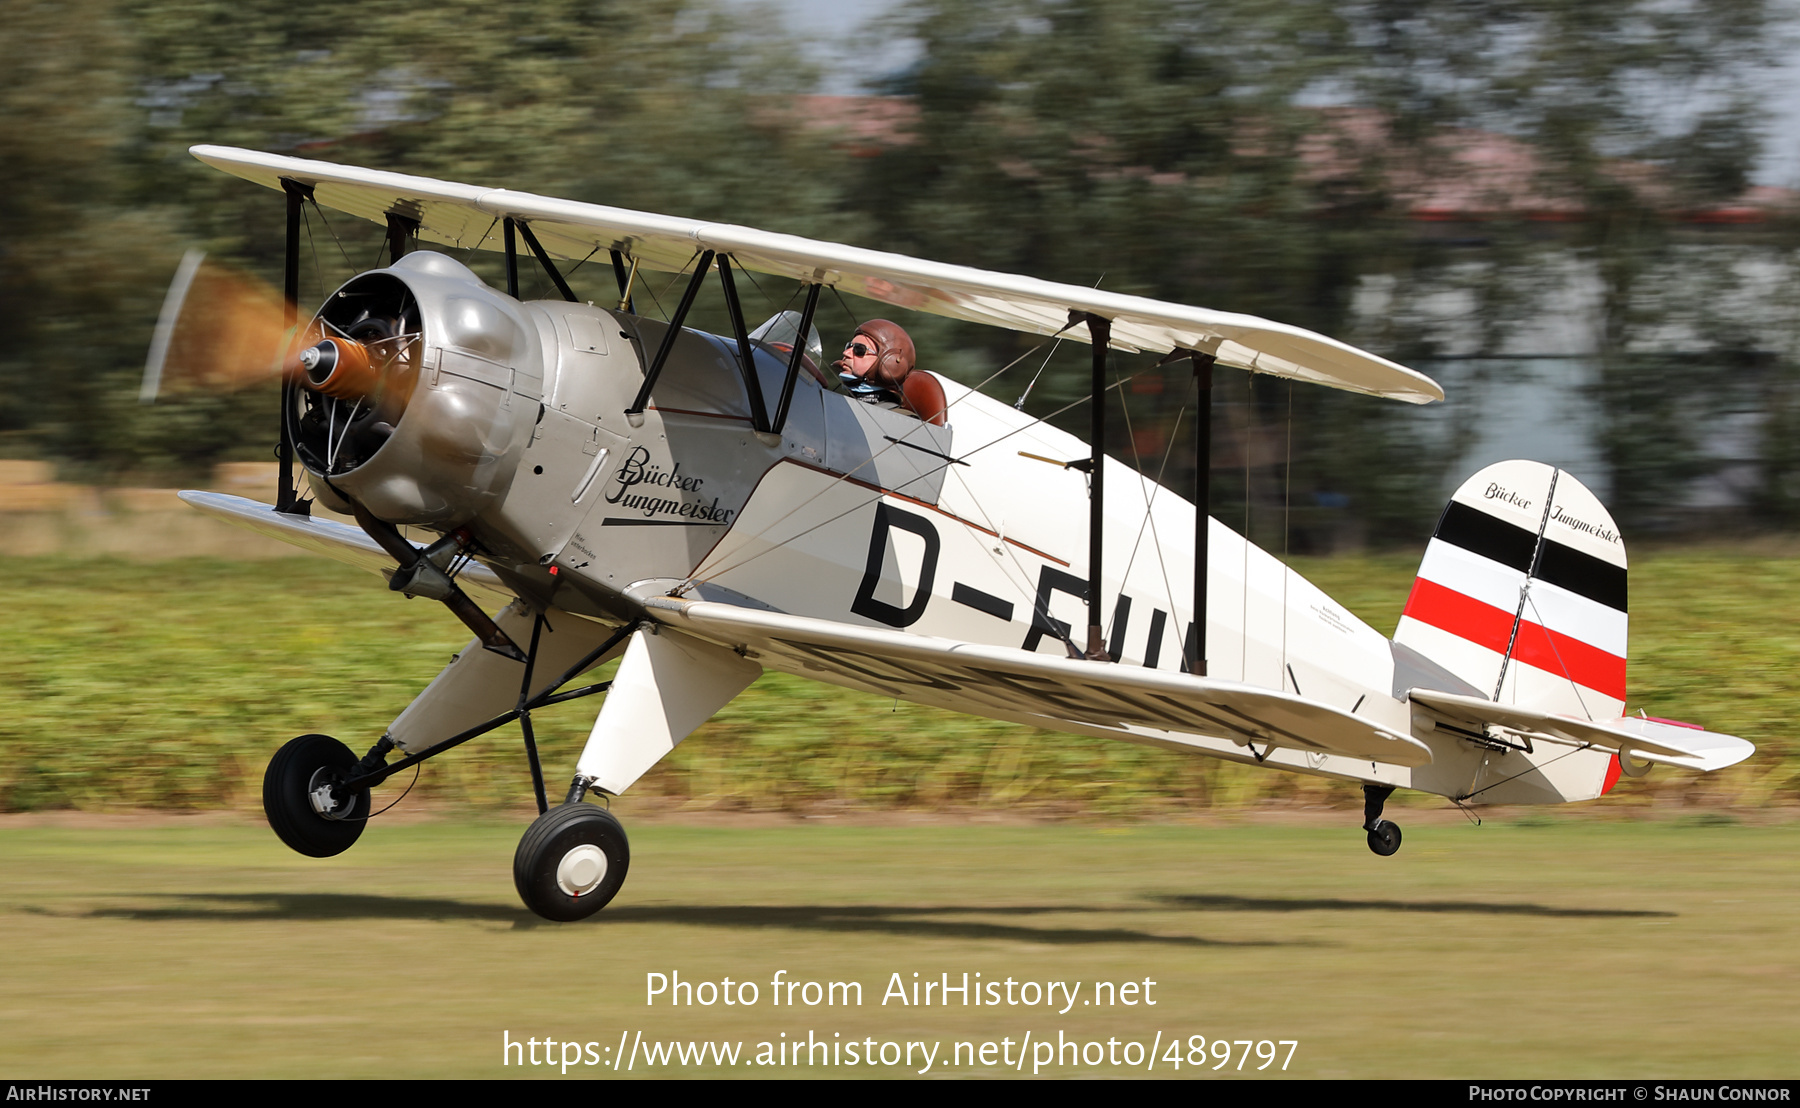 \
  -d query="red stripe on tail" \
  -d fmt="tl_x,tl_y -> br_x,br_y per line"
1403,578 -> 1626,700
1402,577 -> 1513,653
